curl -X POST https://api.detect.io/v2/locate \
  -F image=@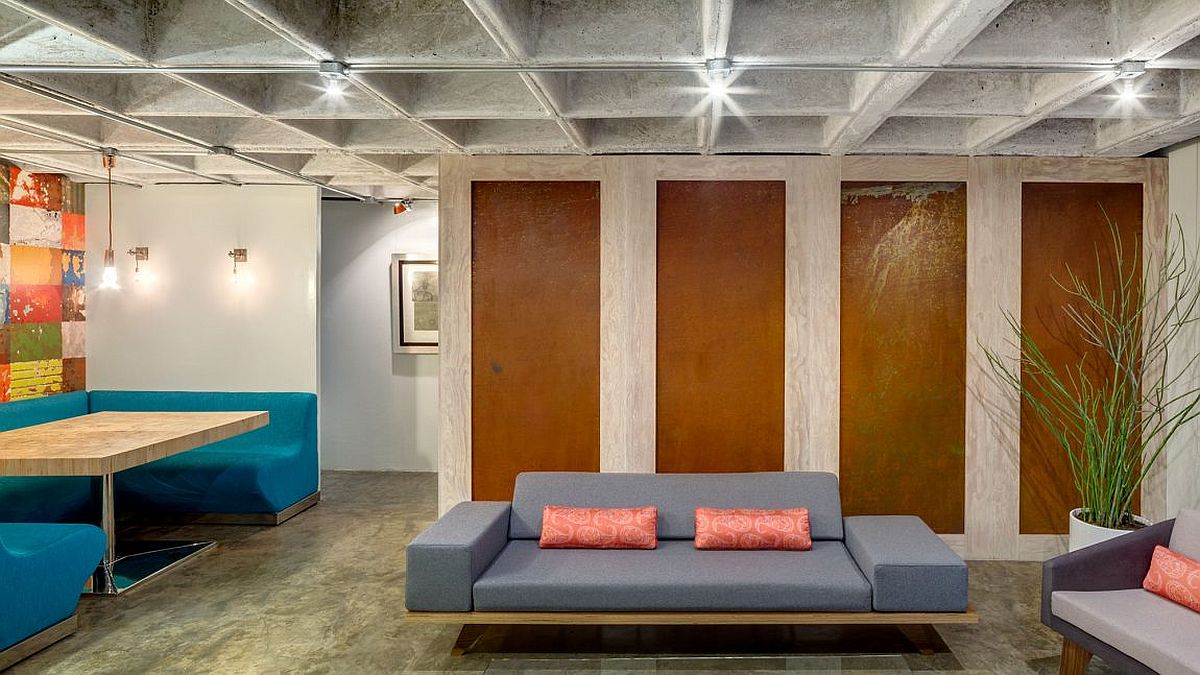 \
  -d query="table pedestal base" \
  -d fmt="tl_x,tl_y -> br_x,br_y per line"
90,540 -> 216,595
